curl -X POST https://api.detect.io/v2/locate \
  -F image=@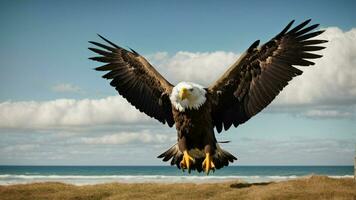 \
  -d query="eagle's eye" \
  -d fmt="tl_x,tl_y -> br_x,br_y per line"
189,88 -> 194,91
